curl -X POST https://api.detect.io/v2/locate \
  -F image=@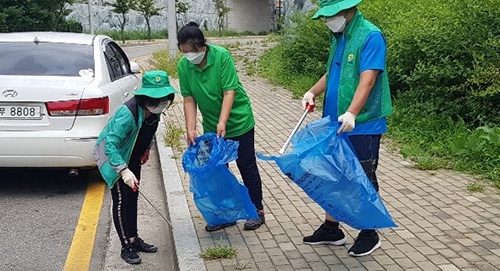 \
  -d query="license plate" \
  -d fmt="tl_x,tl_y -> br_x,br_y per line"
0,104 -> 43,120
